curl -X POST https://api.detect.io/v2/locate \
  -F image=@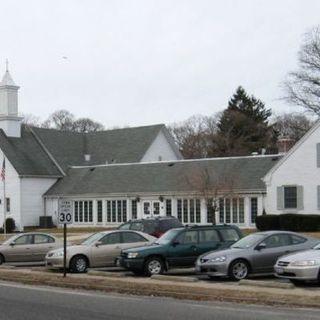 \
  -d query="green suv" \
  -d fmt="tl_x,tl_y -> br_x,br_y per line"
119,225 -> 243,276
